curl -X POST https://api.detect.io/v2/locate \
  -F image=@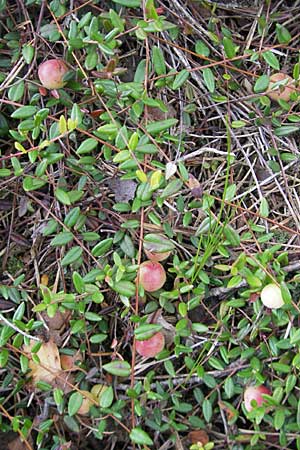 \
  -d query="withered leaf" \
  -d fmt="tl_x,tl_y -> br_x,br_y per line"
107,178 -> 137,202
187,430 -> 209,445
23,340 -> 62,385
